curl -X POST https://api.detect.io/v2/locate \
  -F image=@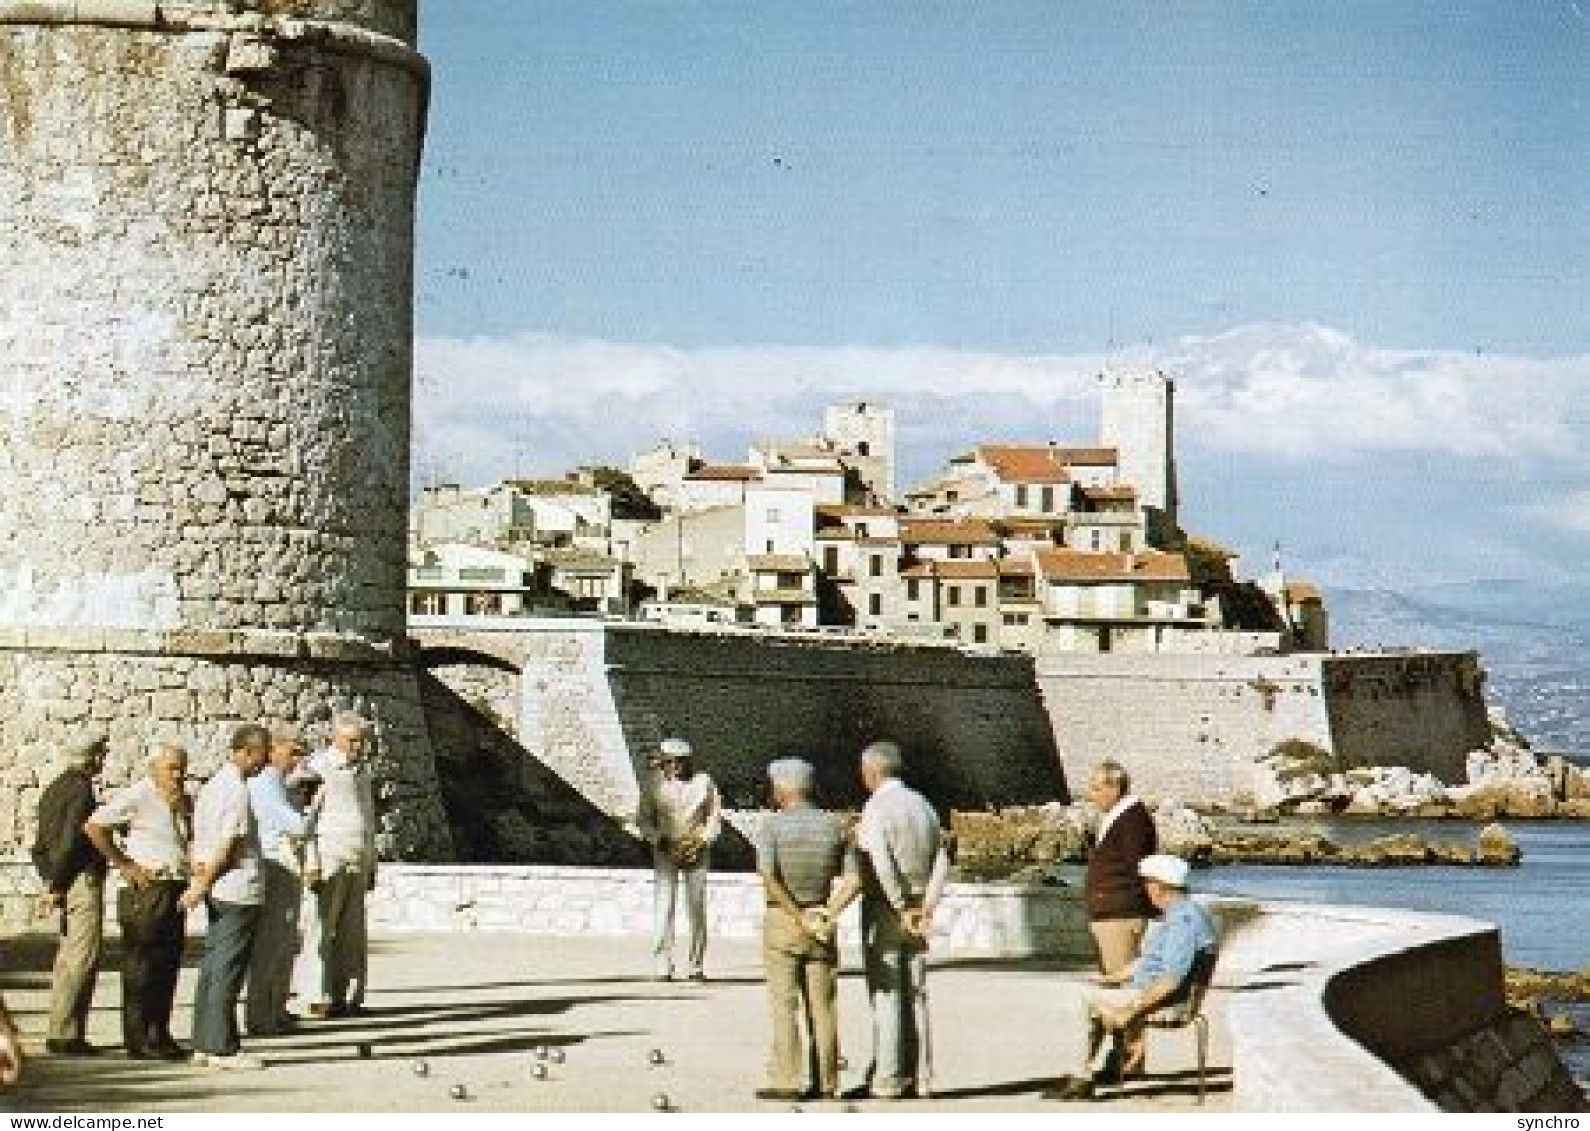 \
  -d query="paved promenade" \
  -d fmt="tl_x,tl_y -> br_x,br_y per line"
2,932 -> 1231,1113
